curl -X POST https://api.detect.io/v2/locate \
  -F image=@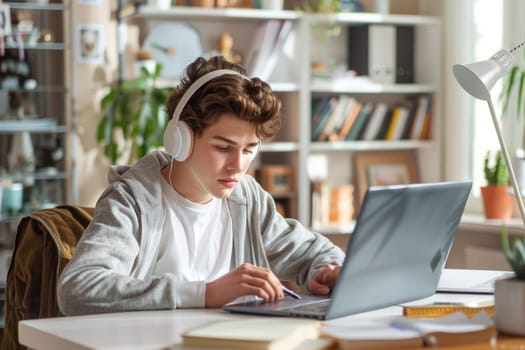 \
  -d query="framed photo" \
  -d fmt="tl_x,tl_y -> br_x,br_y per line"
354,150 -> 420,209
259,166 -> 295,194
76,23 -> 104,64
